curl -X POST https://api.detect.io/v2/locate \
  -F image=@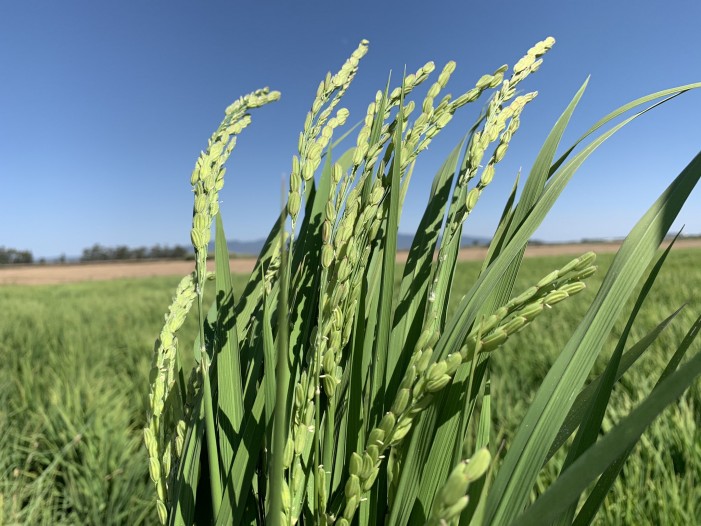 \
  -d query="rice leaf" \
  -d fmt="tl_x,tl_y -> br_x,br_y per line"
169,396 -> 203,526
570,311 -> 701,526
213,213 -> 244,504
512,316 -> 701,526
268,189 -> 290,526
262,285 -> 276,459
555,235 -> 674,526
550,83 -> 701,179
214,390 -> 265,526
387,137 -> 465,402
480,172 -> 519,273
551,231 -> 681,526
545,304 -> 685,463
371,83 -> 404,423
